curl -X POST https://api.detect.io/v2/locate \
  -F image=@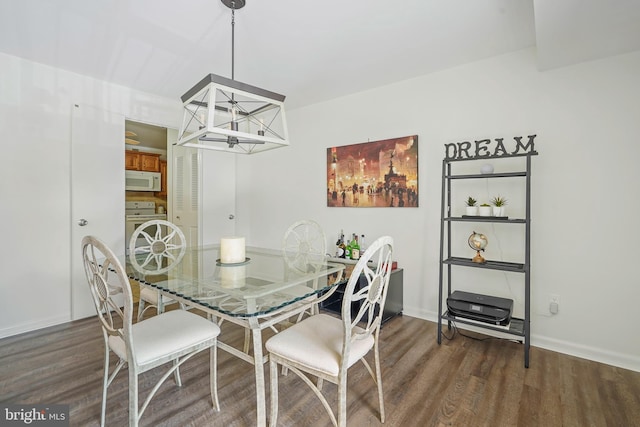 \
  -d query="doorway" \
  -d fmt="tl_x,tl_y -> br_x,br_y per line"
124,120 -> 168,208
124,120 -> 171,303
